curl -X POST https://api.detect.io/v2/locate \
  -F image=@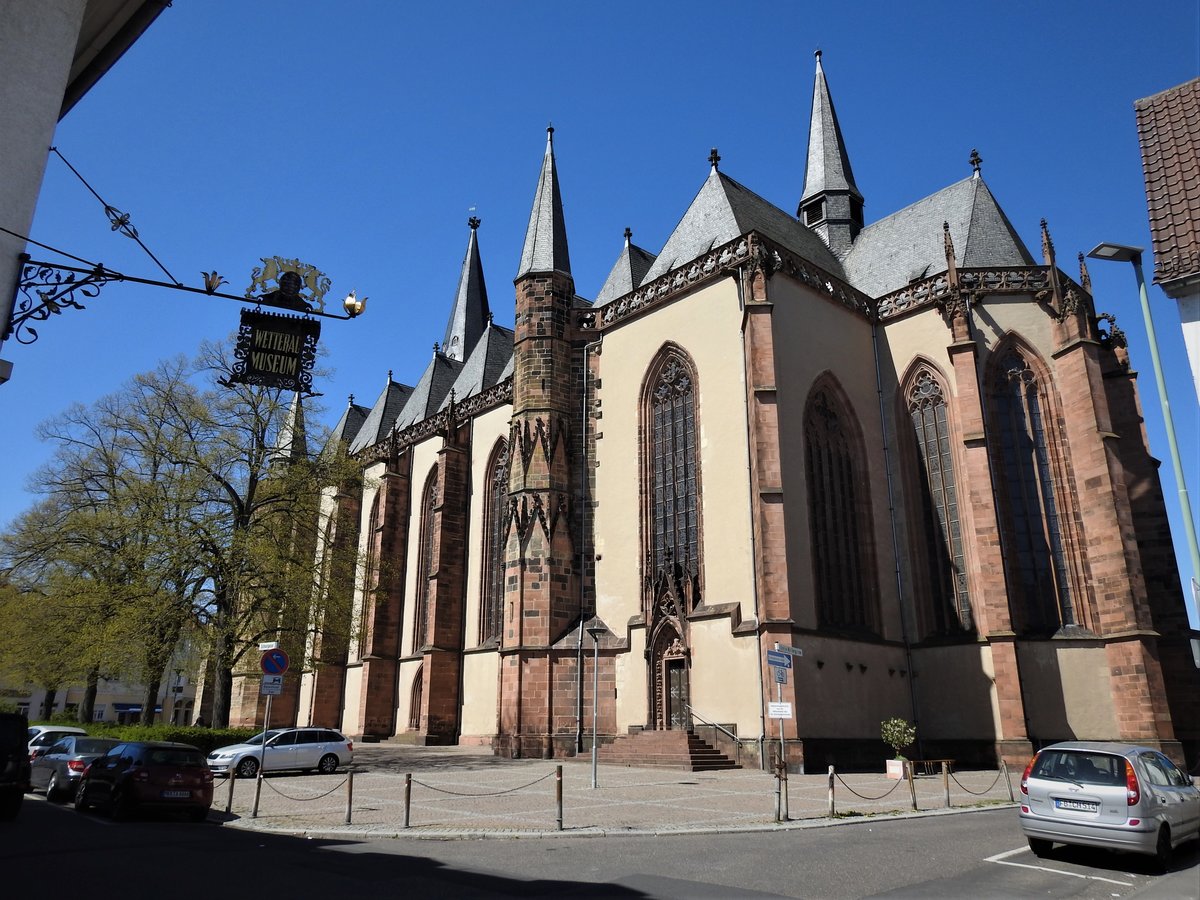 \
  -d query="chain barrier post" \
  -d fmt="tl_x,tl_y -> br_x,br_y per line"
404,773 -> 412,828
781,762 -> 789,821
906,760 -> 918,810
344,769 -> 354,825
1001,759 -> 1014,802
773,750 -> 781,823
225,770 -> 236,814
942,761 -> 950,808
556,764 -> 563,831
827,765 -> 835,817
